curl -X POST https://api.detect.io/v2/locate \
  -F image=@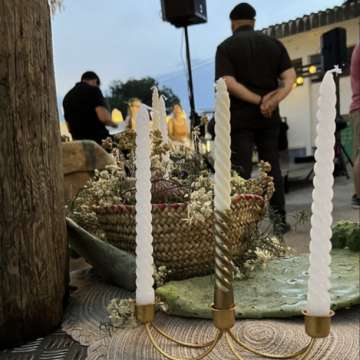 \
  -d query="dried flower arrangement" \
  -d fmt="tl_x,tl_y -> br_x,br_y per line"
71,129 -> 273,214
68,129 -> 288,281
